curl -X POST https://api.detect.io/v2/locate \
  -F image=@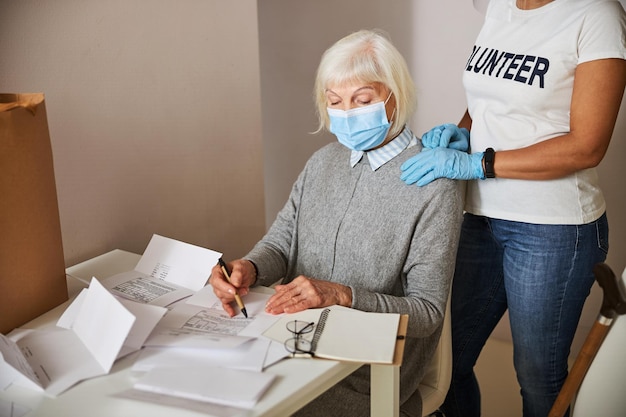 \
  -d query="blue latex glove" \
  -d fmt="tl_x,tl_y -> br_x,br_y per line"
421,123 -> 470,151
401,147 -> 485,186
